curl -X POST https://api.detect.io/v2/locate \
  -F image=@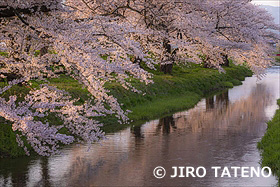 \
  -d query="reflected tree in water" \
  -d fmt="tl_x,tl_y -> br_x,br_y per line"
206,96 -> 215,110
131,126 -> 144,140
206,90 -> 229,111
36,158 -> 51,187
156,116 -> 177,135
0,157 -> 30,186
216,91 -> 229,107
175,84 -> 272,133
